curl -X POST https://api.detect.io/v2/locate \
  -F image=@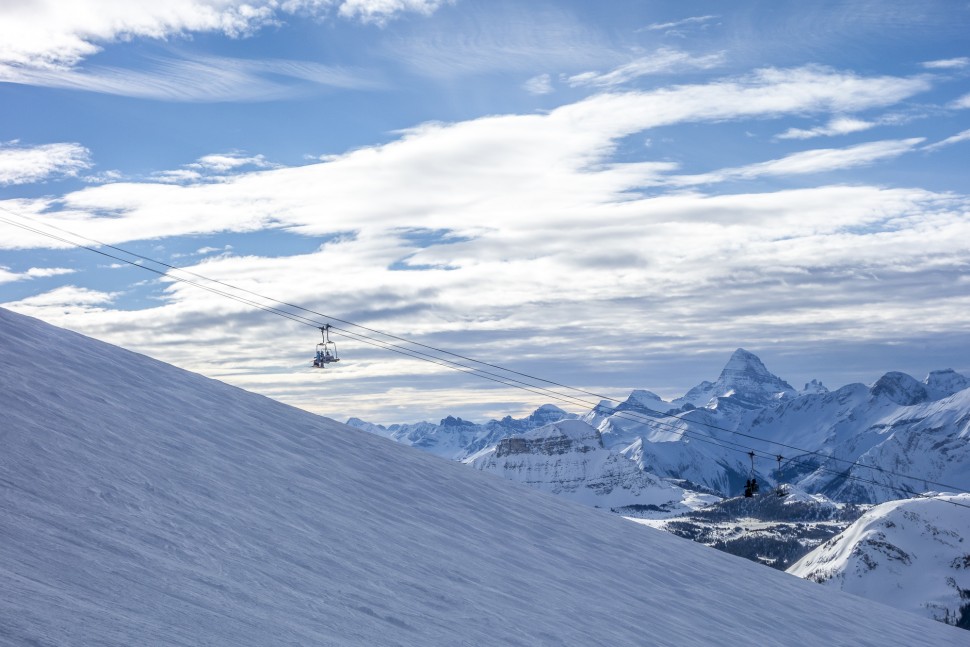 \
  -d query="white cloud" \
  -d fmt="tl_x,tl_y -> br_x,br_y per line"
923,129 -> 970,152
642,15 -> 719,33
0,54 -> 383,102
192,153 -> 277,172
337,0 -> 452,24
523,73 -> 554,95
153,169 -> 205,184
151,152 -> 276,184
0,142 -> 92,186
0,1 -> 447,71
8,285 -> 117,309
951,93 -> 970,109
777,116 -> 875,140
921,57 -> 970,69
567,48 -> 725,88
0,266 -> 75,285
0,67 -> 932,250
666,138 -> 924,186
